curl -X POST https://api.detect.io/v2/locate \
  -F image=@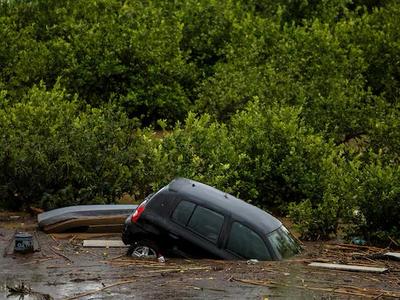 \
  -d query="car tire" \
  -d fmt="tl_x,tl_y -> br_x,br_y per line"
127,240 -> 159,259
